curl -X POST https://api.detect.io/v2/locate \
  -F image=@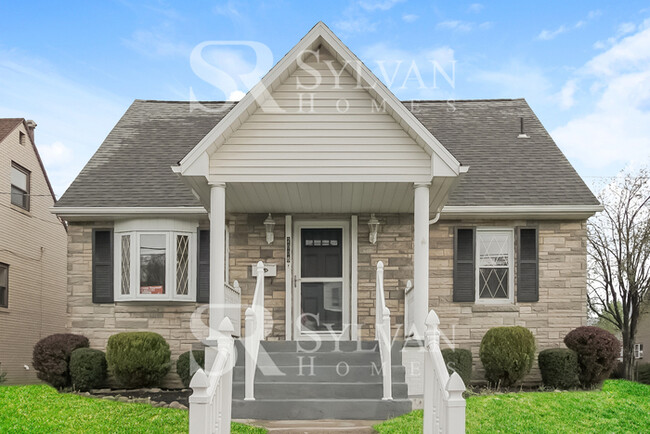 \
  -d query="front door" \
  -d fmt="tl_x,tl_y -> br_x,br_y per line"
293,221 -> 350,340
